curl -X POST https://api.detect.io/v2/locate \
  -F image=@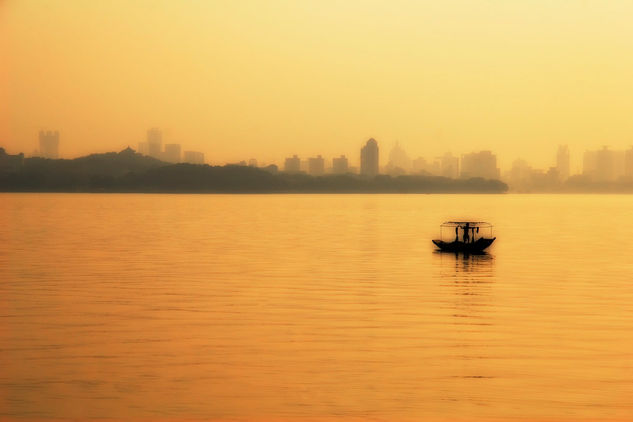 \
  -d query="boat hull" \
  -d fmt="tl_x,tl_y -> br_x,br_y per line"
432,237 -> 495,253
